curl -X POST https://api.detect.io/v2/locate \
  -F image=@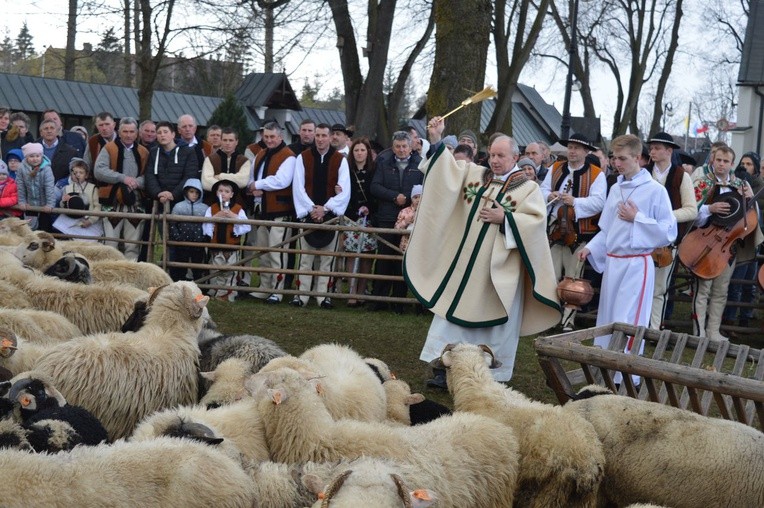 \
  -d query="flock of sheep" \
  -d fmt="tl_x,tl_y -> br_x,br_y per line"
0,216 -> 762,508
